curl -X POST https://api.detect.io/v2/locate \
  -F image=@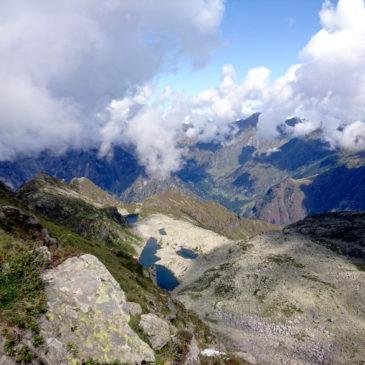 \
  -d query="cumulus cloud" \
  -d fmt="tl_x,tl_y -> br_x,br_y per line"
272,0 -> 365,149
100,0 -> 365,179
1,0 -> 364,179
99,86 -> 188,178
0,0 -> 224,160
181,0 -> 365,152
